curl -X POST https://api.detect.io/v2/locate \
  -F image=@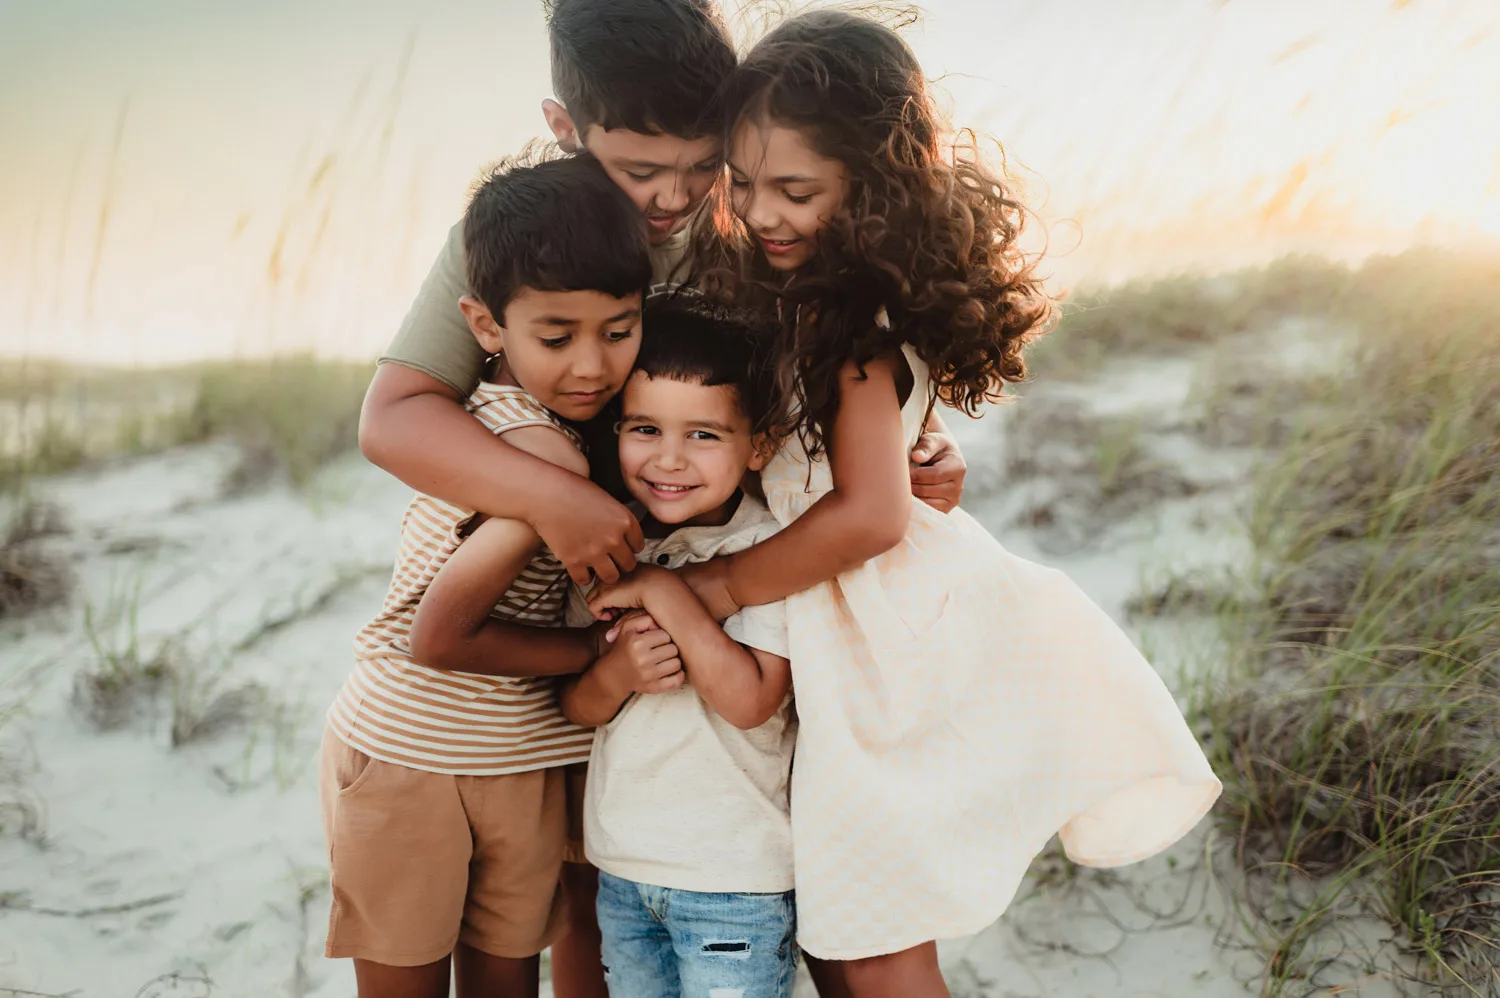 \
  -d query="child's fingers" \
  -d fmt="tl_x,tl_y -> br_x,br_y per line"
608,612 -> 656,643
612,520 -> 645,564
909,462 -> 959,485
910,431 -> 952,464
630,638 -> 680,669
631,629 -> 675,652
640,656 -> 681,680
620,613 -> 658,634
644,670 -> 685,694
649,643 -> 680,668
912,482 -> 959,504
564,562 -> 593,587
